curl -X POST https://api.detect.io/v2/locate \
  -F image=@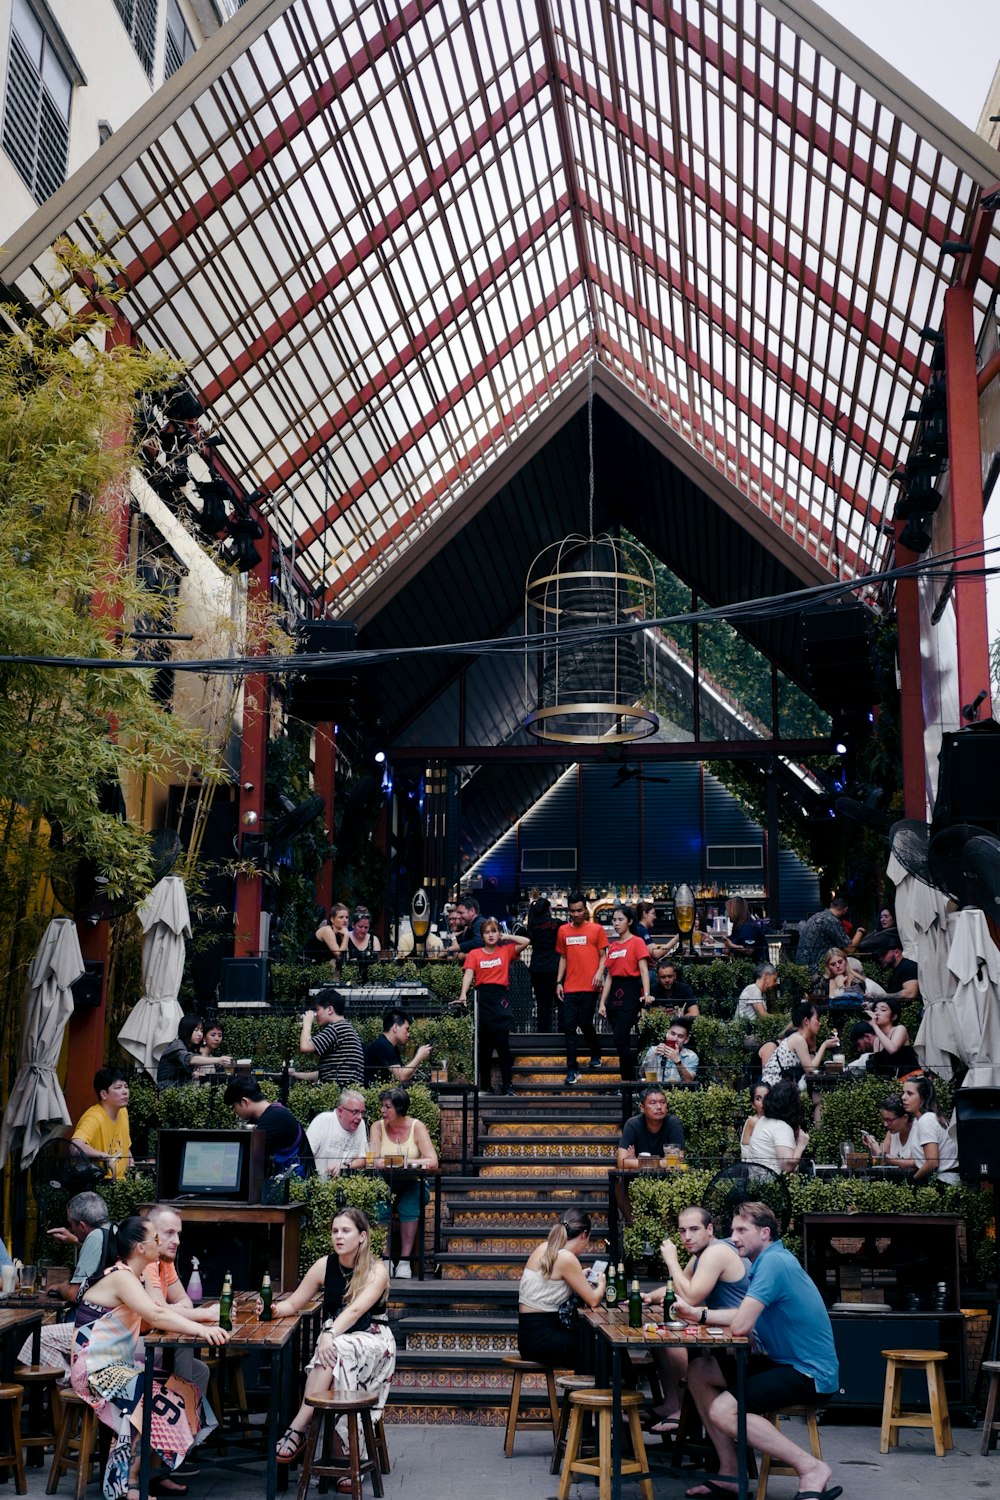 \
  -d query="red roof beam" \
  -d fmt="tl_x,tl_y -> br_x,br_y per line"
558,61 -> 920,384
117,0 -> 443,292
641,0 -> 999,287
590,260 -> 878,529
202,182 -> 566,409
291,267 -> 587,548
583,192 -> 896,474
